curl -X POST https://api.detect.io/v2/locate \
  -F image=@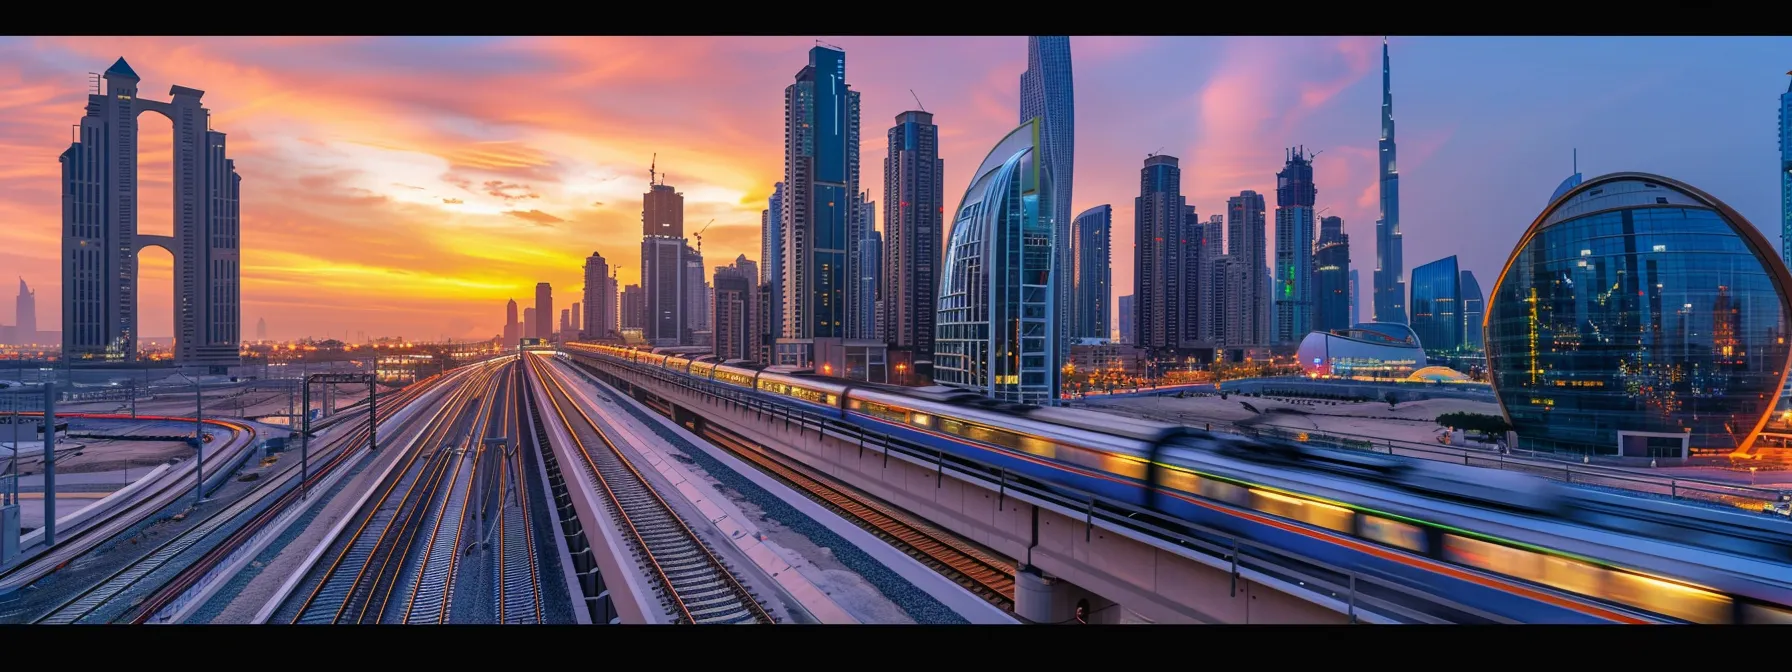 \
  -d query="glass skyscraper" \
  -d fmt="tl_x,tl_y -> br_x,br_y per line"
936,119 -> 1058,405
1373,38 -> 1406,325
1409,256 -> 1461,357
1780,76 -> 1791,269
1486,173 -> 1792,456
1072,204 -> 1111,340
1459,270 -> 1484,352
1274,147 -> 1318,344
779,46 -> 860,365
1314,215 -> 1351,334
1020,36 -> 1075,374
1134,155 -> 1185,351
